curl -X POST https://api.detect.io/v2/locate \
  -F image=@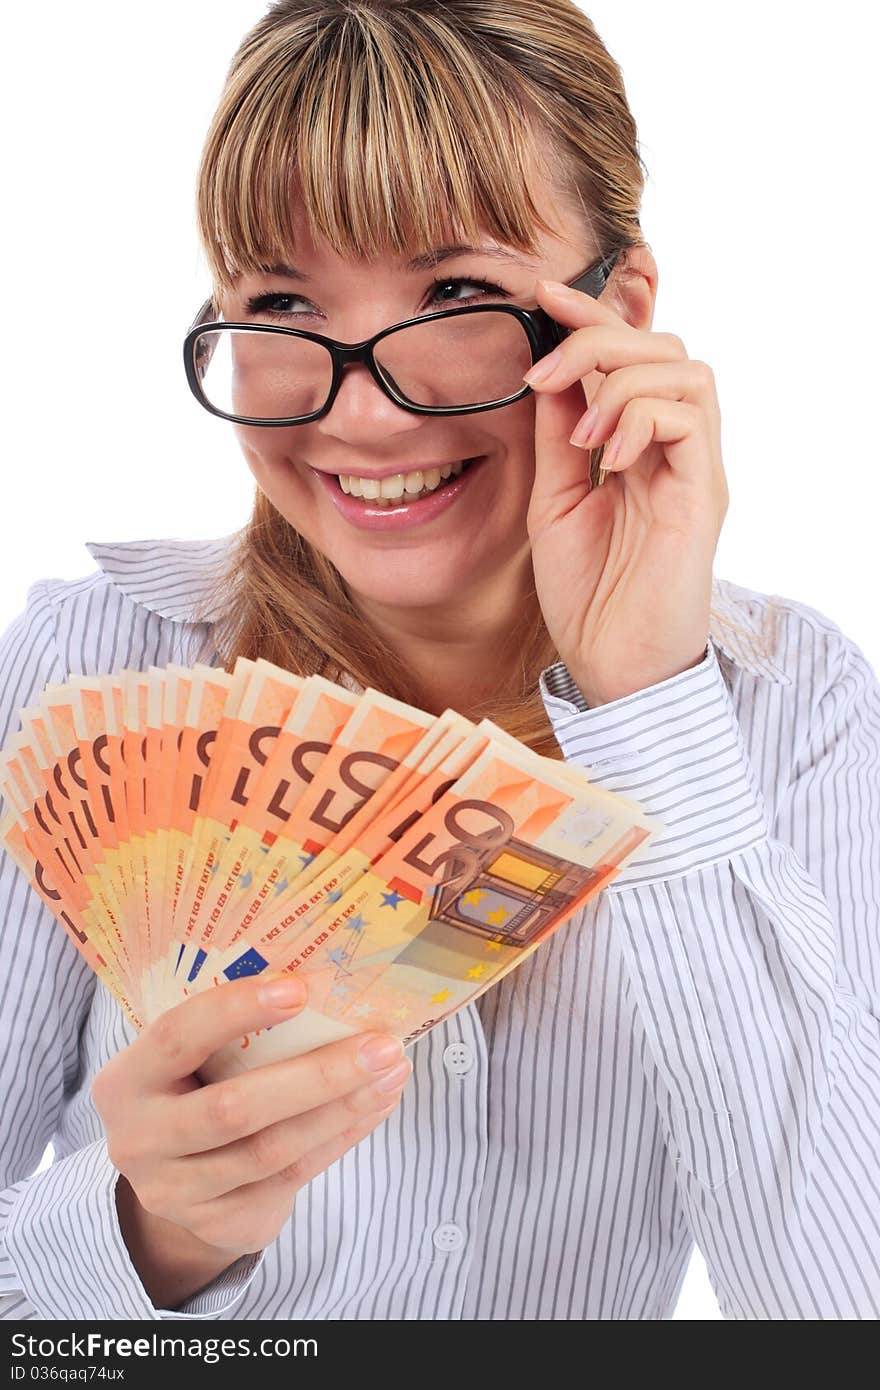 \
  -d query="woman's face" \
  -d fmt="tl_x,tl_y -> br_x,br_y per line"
222,192 -> 594,613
